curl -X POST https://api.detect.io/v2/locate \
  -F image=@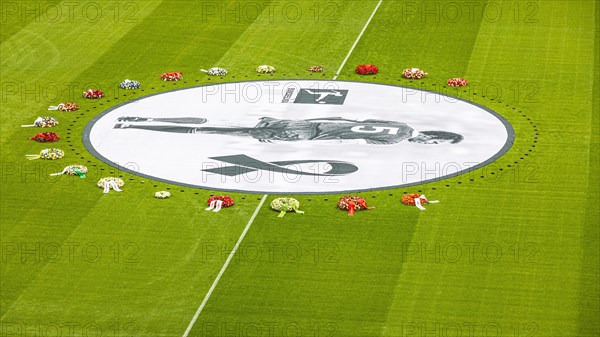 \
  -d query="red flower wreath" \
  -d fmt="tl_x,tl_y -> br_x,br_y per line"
207,195 -> 235,208
83,89 -> 104,99
159,72 -> 183,81
337,196 -> 375,216
355,64 -> 379,75
308,66 -> 324,73
29,132 -> 60,142
447,78 -> 468,87
401,193 -> 427,206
